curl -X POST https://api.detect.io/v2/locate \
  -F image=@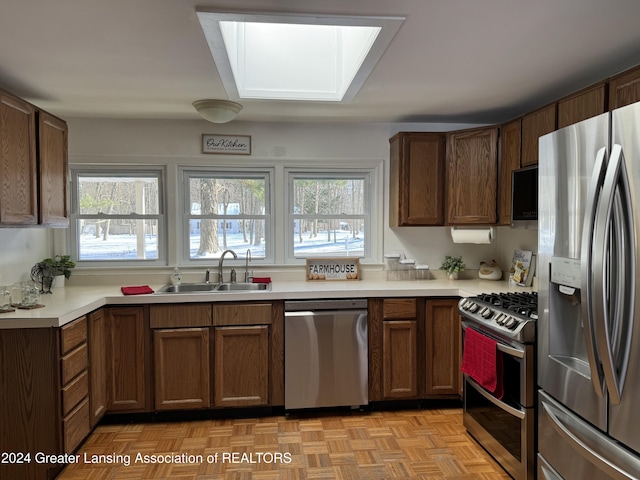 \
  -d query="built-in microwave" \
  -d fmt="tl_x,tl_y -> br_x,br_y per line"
511,165 -> 538,228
